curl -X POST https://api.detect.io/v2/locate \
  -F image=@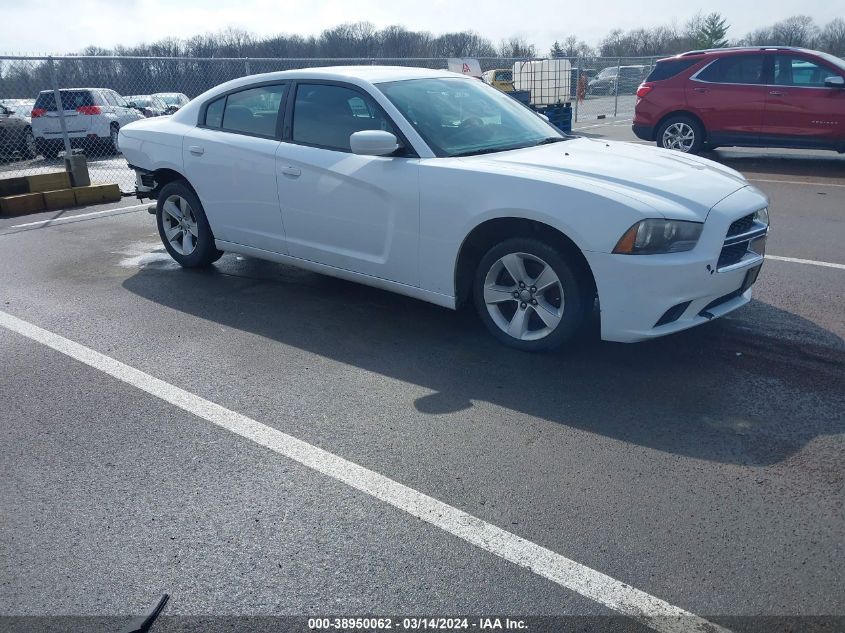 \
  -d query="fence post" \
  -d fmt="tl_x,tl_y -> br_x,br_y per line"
48,56 -> 72,157
613,57 -> 621,118
244,57 -> 251,76
573,57 -> 580,123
